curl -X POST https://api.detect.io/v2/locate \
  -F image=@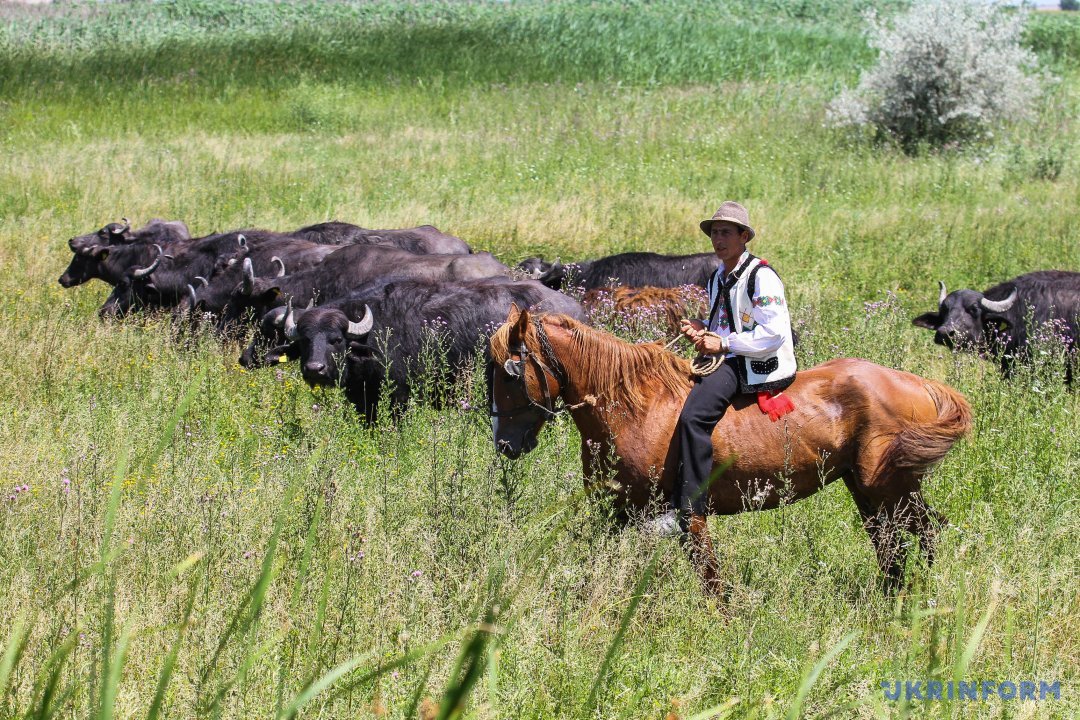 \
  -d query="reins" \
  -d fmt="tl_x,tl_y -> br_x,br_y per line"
664,331 -> 725,377
489,316 -> 719,422
489,318 -> 595,419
